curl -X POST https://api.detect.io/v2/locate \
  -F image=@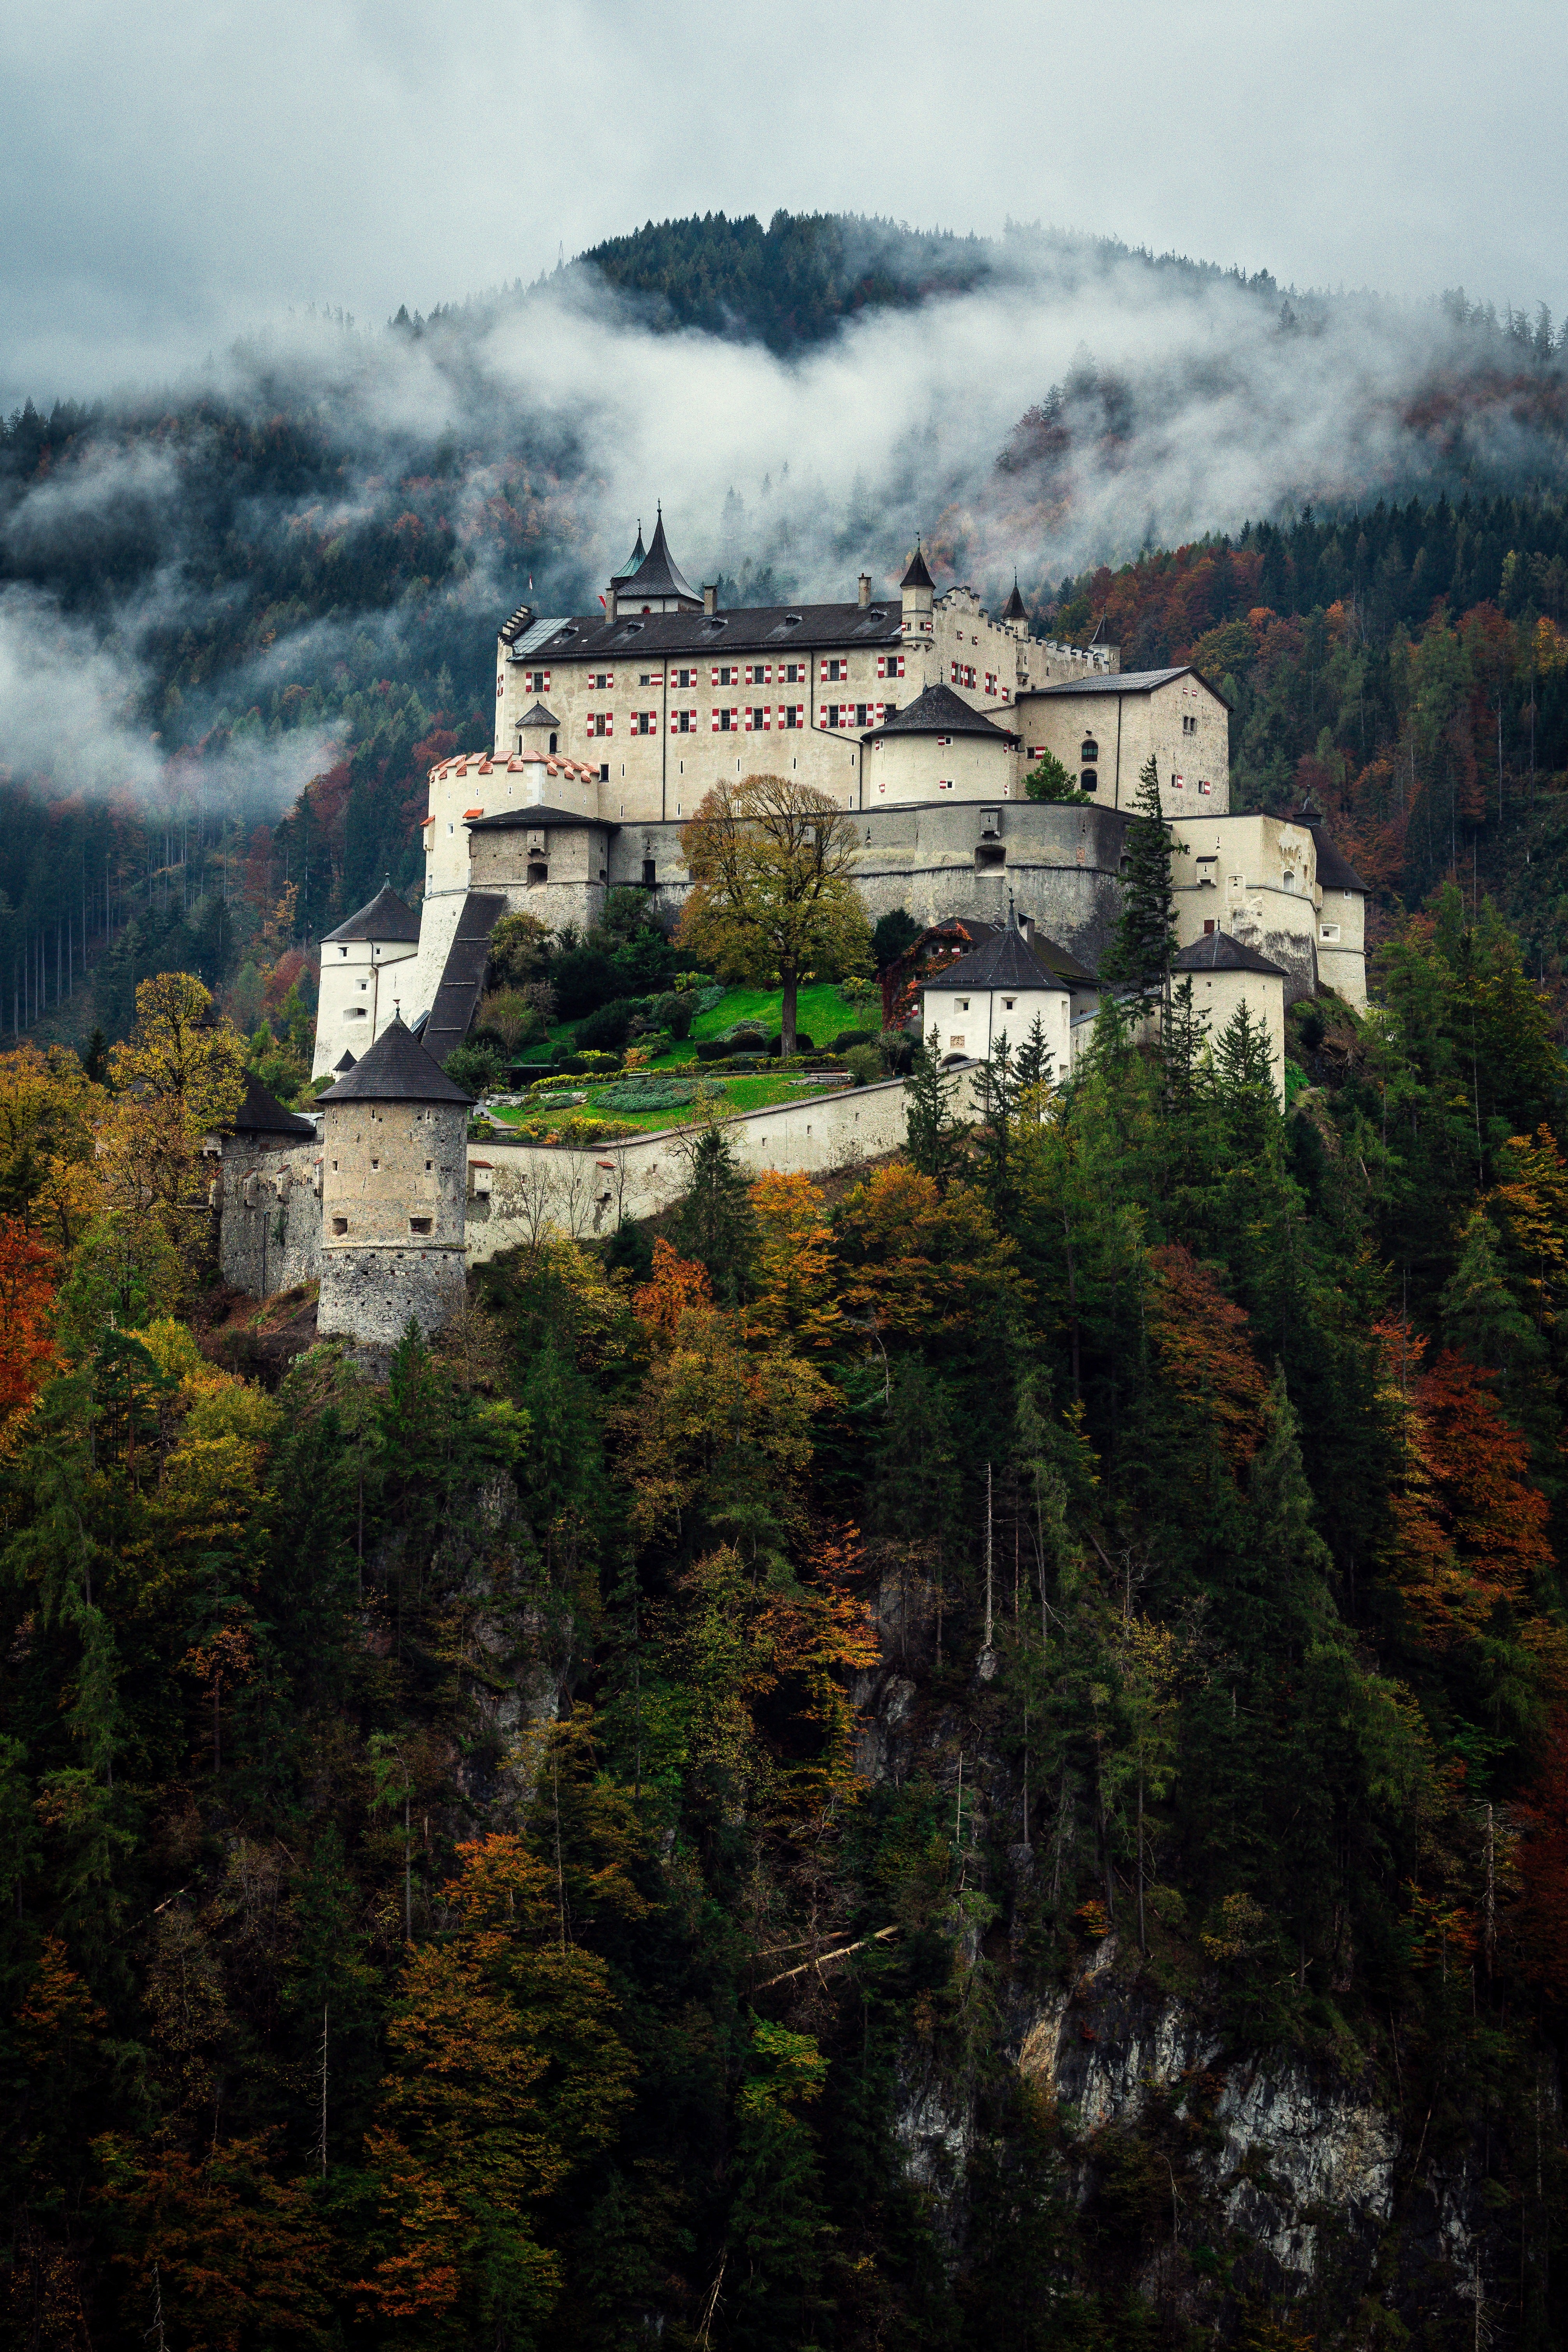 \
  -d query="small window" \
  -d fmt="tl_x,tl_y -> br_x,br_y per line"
1282,870 -> 1295,891
1080,737 -> 1099,762
528,861 -> 548,886
371,1158 -> 379,1170
642,858 -> 656,885
1203,919 -> 1216,936
1080,769 -> 1098,792
1321,923 -> 1340,942
331,1216 -> 348,1236
957,998 -> 970,1012
425,1159 -> 433,1171
410,1216 -> 432,1235
1003,996 -> 1016,1011
548,732 -> 558,753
